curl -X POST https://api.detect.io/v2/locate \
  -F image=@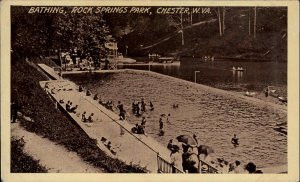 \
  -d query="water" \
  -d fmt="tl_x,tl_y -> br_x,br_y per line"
119,57 -> 287,92
65,69 -> 287,169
